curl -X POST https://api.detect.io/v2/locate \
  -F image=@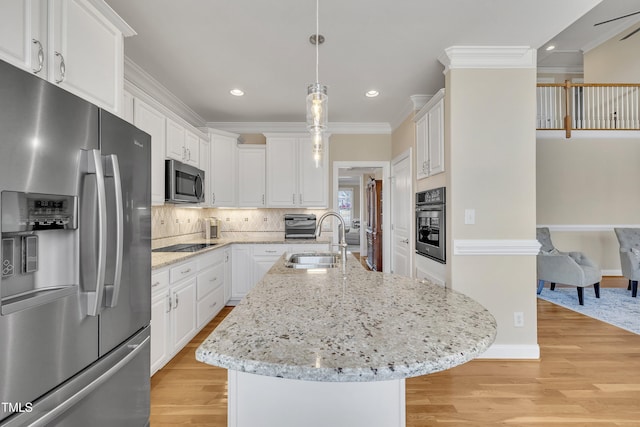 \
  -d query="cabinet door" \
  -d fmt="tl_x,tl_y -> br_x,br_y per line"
211,134 -> 238,207
184,130 -> 200,166
0,0 -> 44,75
133,98 -> 166,205
253,256 -> 279,285
171,278 -> 196,352
223,248 -> 231,304
427,98 -> 445,175
266,138 -> 297,207
298,137 -> 328,207
48,0 -> 124,113
199,137 -> 210,206
231,245 -> 253,301
415,114 -> 428,179
150,291 -> 170,375
237,147 -> 266,207
165,117 -> 185,161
